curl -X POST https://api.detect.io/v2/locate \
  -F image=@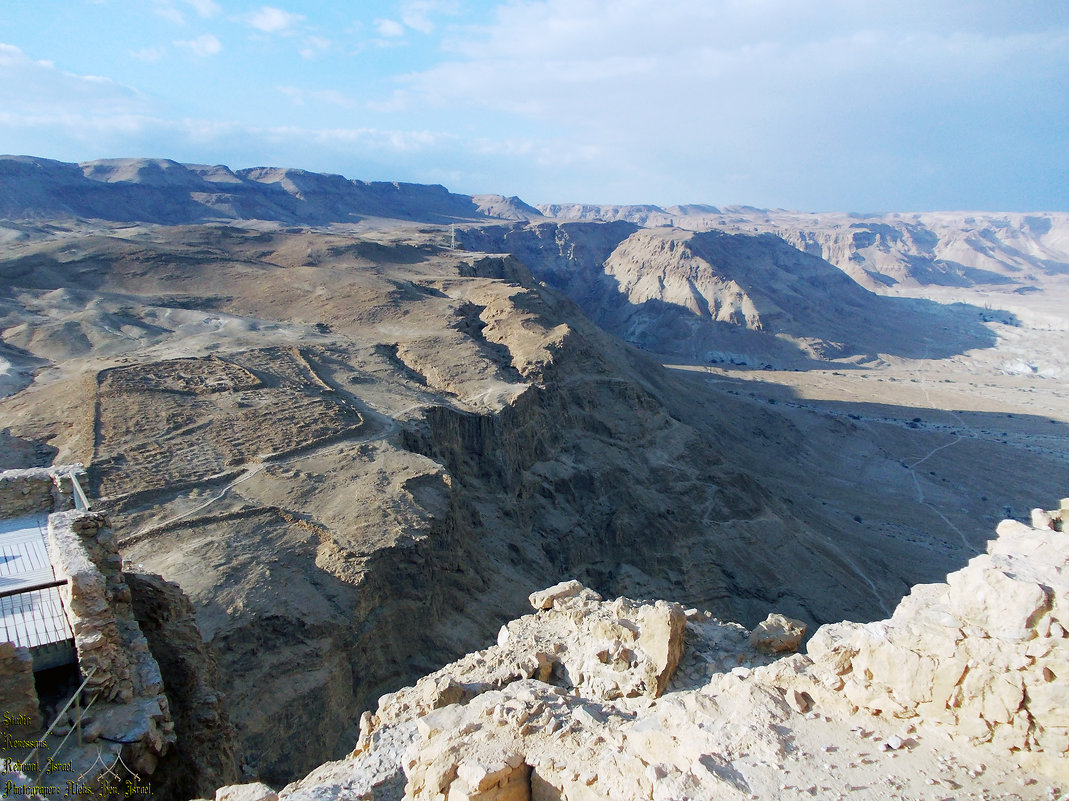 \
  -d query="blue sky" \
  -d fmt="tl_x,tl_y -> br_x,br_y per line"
0,1 -> 1066,211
